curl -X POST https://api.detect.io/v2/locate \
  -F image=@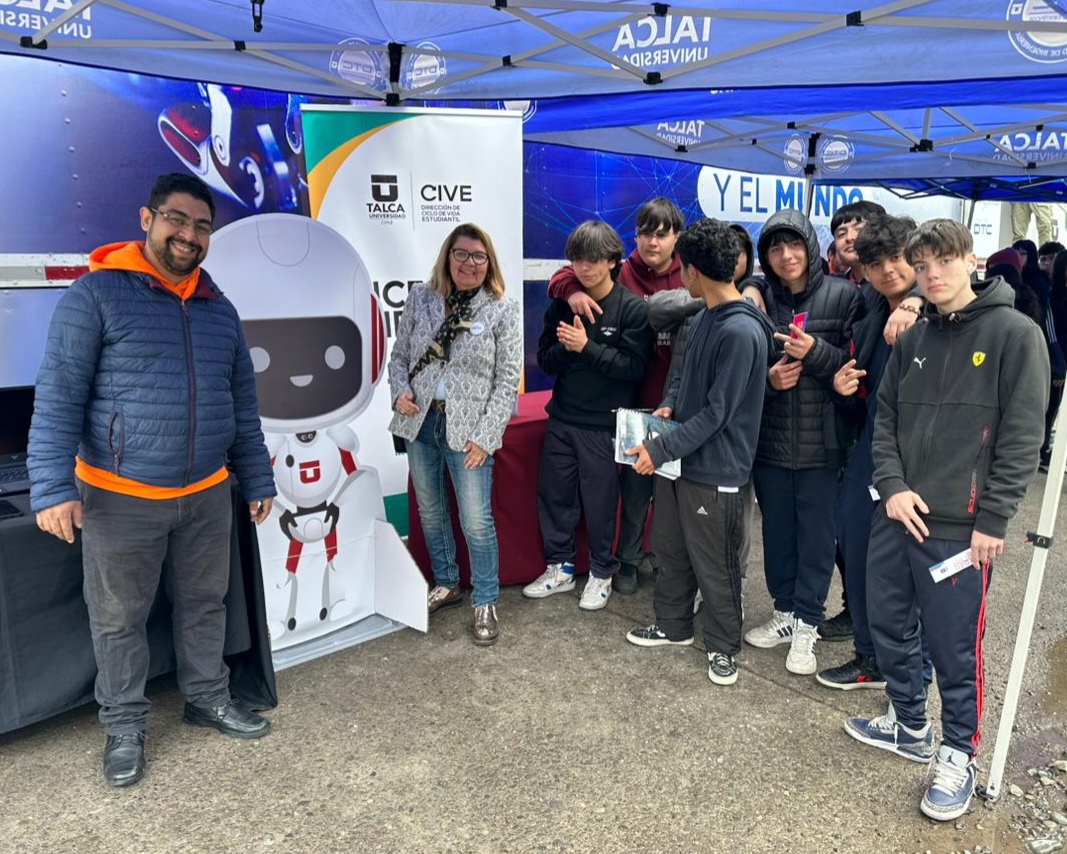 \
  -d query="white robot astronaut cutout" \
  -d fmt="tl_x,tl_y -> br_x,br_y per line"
208,214 -> 388,648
